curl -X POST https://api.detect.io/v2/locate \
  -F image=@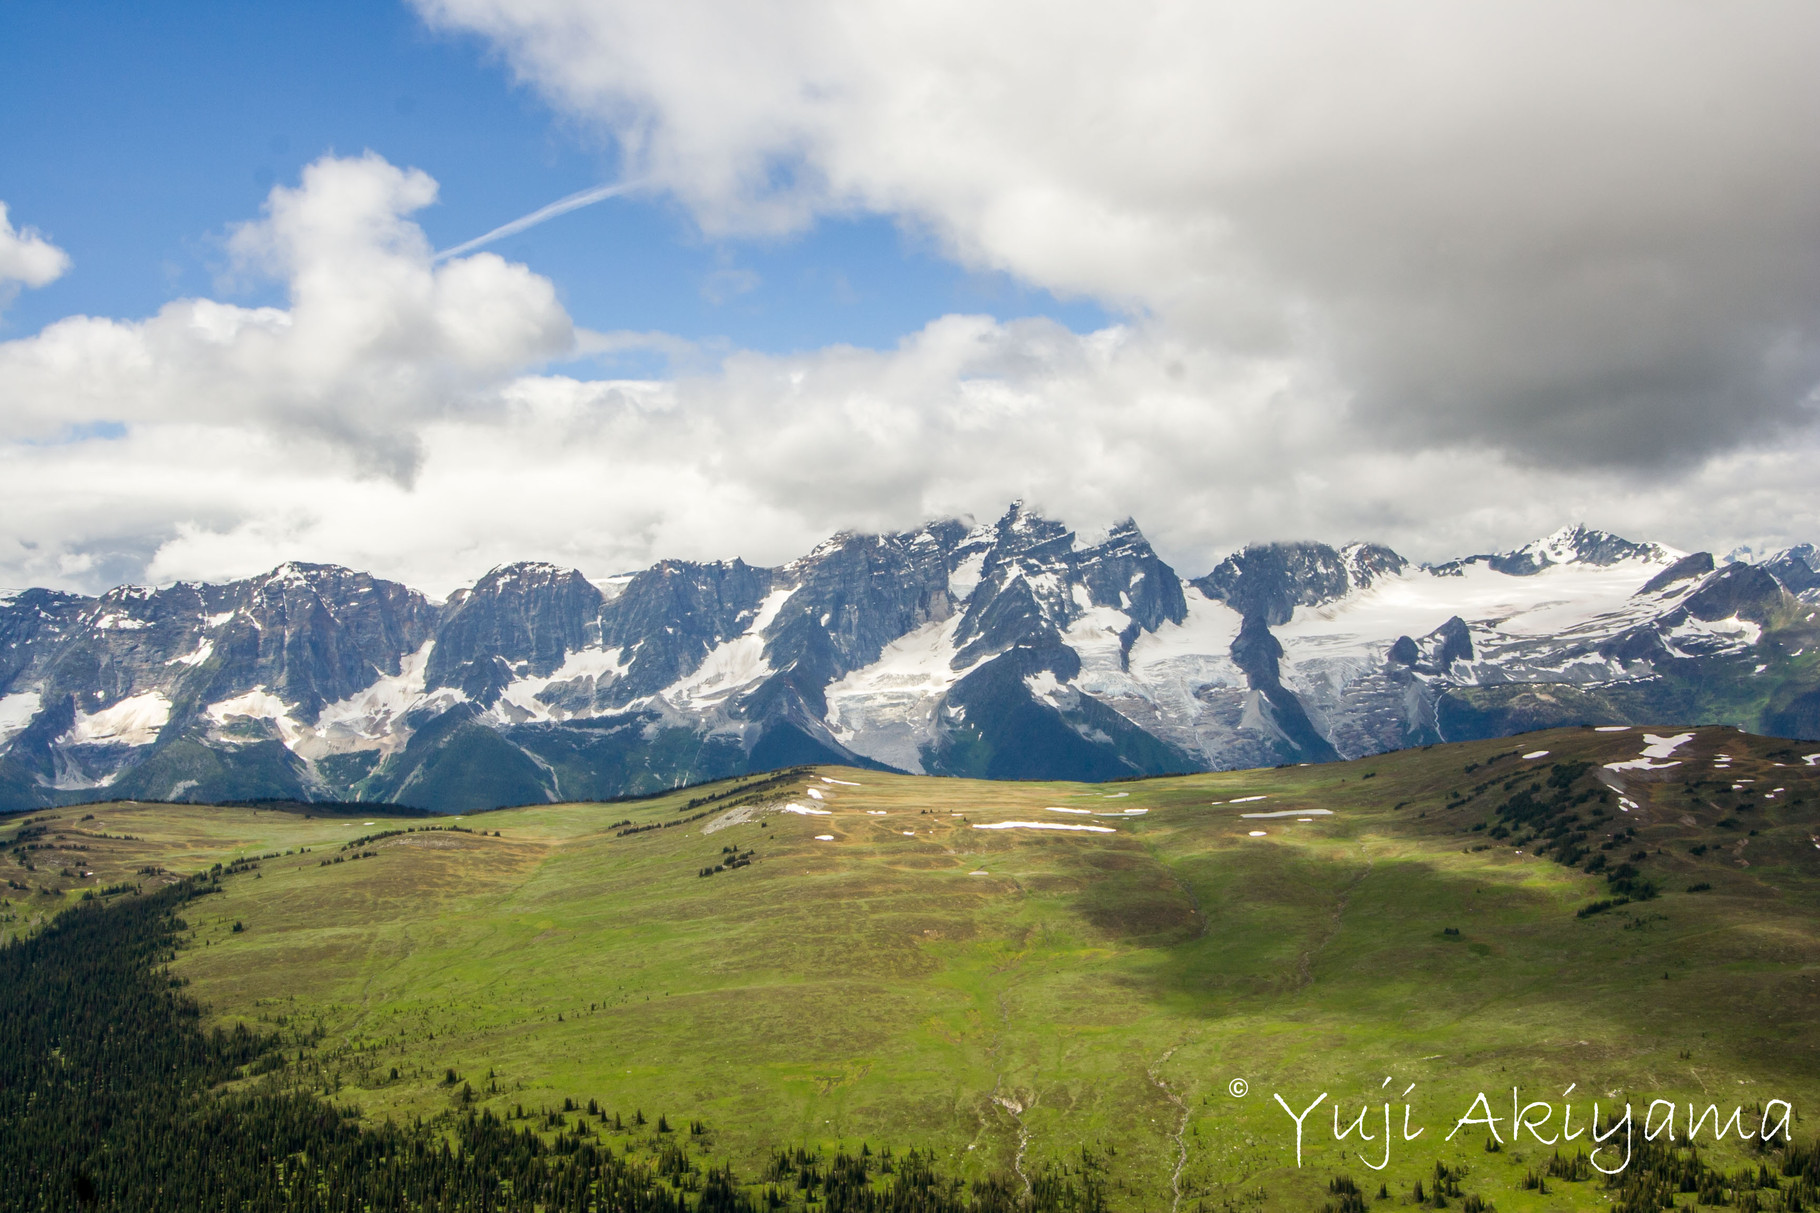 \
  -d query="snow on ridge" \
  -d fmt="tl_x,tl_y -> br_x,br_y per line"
659,586 -> 795,711
1269,556 -> 1694,752
750,584 -> 795,635
1437,526 -> 1682,578
1070,519 -> 1126,551
1092,587 -> 1249,762
948,551 -> 987,602
1661,614 -> 1760,657
0,690 -> 42,747
166,639 -> 214,667
1281,556 -> 1676,653
1639,732 -> 1696,758
824,615 -> 978,774
206,688 -> 303,744
313,640 -> 444,746
90,610 -> 151,631
1064,601 -> 1133,665
1604,731 -> 1696,771
494,645 -> 628,724
264,561 -> 320,587
790,531 -> 862,568
482,560 -> 581,587
64,692 -> 172,748
1024,668 -> 1070,708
